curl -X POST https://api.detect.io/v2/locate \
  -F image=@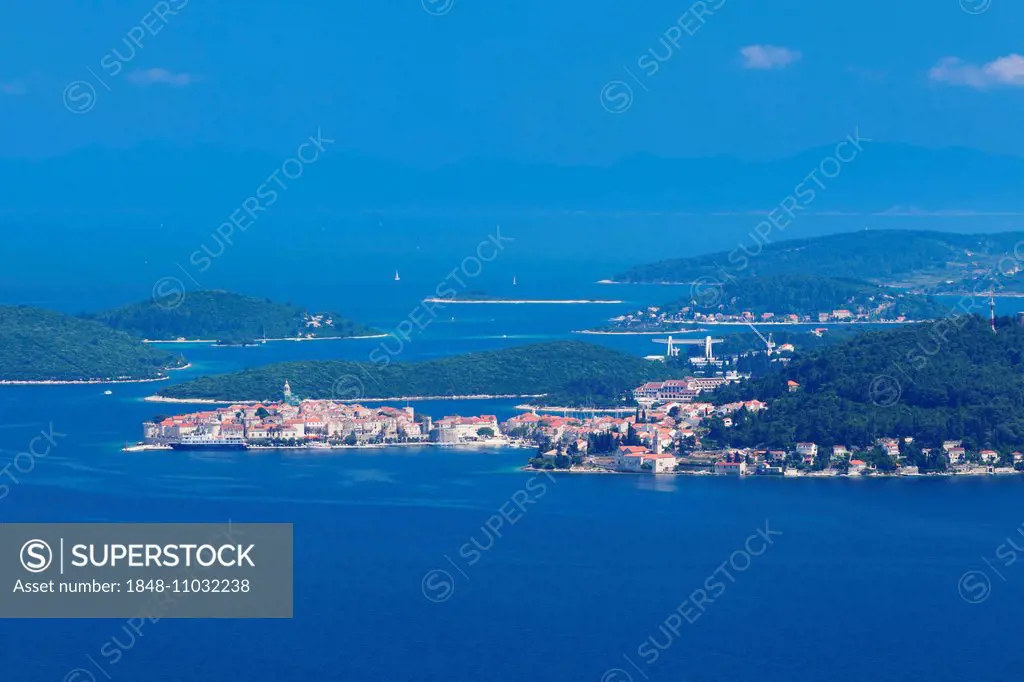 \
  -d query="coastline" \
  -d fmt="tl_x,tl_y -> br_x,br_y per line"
573,329 -> 707,335
520,466 -> 1023,478
596,279 -> 688,286
580,319 -> 933,332
514,403 -> 636,414
143,334 -> 388,344
124,439 -> 520,453
0,375 -> 173,386
423,298 -> 623,305
144,392 -> 547,405
265,333 -> 389,341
